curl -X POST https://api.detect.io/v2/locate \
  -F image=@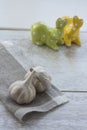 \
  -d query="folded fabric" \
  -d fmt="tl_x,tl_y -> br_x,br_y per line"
0,43 -> 68,121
